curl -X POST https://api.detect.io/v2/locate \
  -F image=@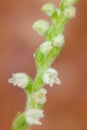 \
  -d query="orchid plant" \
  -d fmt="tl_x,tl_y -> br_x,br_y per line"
8,0 -> 78,130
